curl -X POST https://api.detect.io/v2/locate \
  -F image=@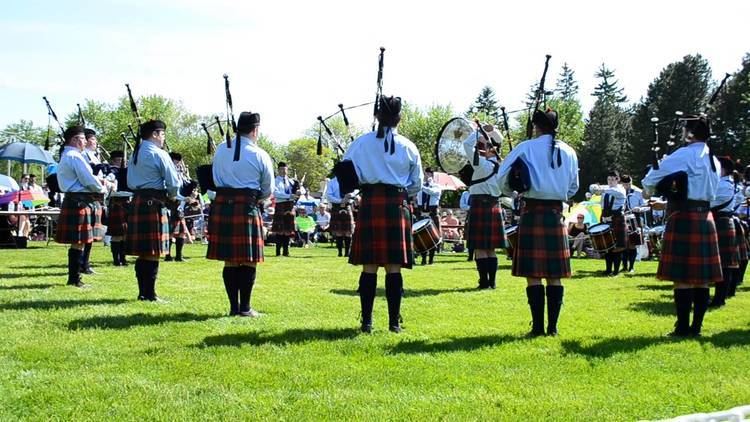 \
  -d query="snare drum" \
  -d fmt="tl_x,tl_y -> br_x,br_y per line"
413,218 -> 441,254
505,225 -> 518,250
589,223 -> 616,253
625,213 -> 643,246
